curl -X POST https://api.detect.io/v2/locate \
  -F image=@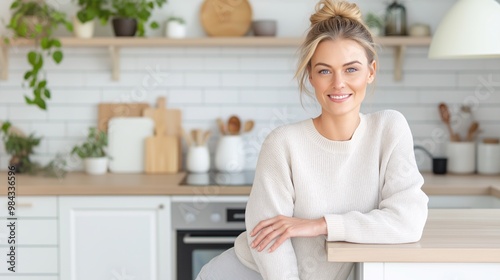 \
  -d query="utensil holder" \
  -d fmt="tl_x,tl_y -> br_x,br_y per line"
215,135 -> 245,173
447,141 -> 476,174
186,146 -> 210,173
477,142 -> 500,174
